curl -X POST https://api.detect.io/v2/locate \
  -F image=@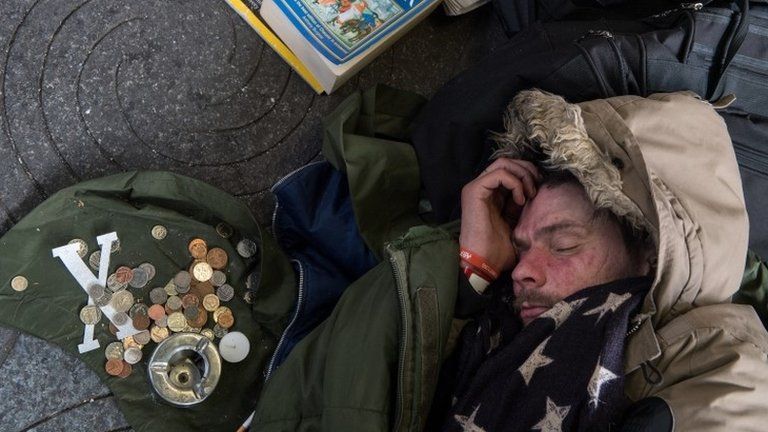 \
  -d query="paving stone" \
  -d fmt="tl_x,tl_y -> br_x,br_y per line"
0,331 -> 127,431
0,0 -> 506,429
